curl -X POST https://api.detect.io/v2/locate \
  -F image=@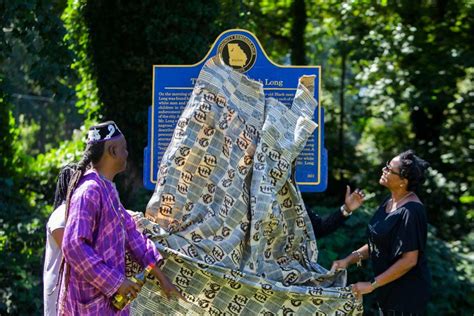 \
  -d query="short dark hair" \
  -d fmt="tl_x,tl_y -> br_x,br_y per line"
398,150 -> 430,192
